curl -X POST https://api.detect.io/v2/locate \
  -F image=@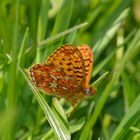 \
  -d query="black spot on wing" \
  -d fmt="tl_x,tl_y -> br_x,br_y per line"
73,66 -> 83,69
67,62 -> 72,65
60,62 -> 63,65
84,58 -> 90,62
76,75 -> 83,78
74,70 -> 83,74
67,68 -> 72,71
74,60 -> 81,63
